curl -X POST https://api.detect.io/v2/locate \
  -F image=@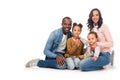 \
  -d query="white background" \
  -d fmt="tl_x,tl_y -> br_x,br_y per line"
0,0 -> 120,80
